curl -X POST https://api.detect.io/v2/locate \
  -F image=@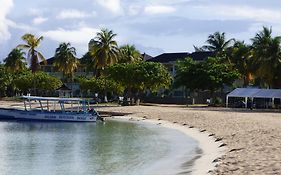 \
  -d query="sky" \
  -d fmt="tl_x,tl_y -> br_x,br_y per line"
1,0 -> 281,61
